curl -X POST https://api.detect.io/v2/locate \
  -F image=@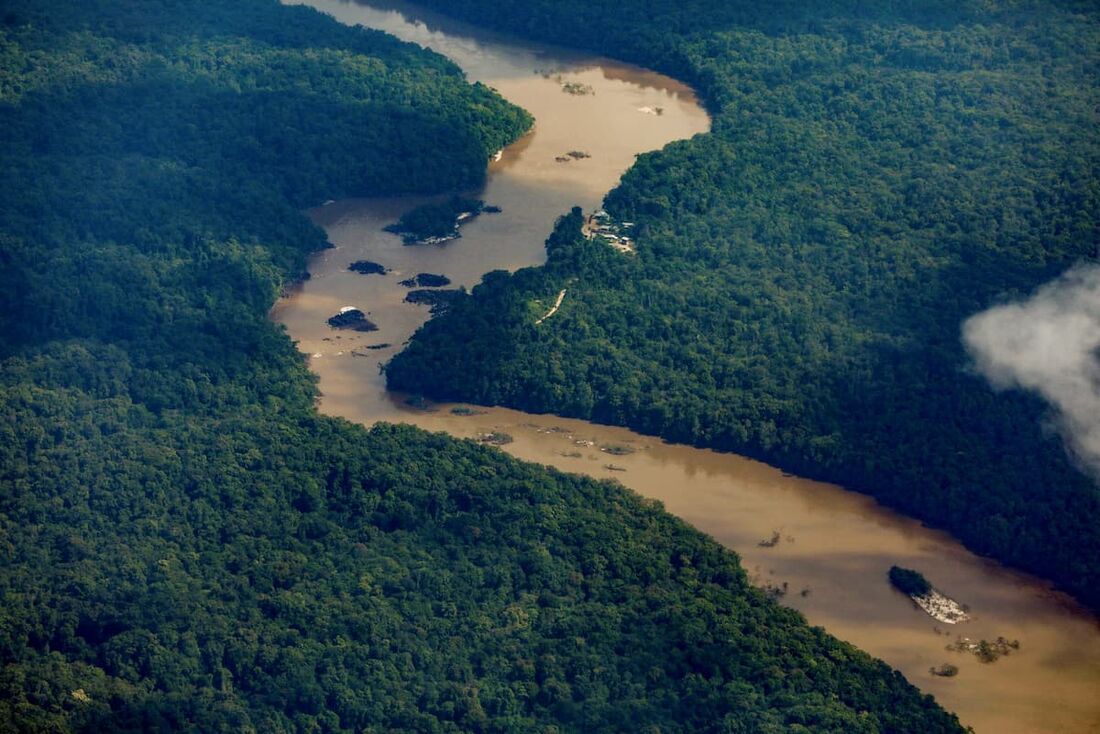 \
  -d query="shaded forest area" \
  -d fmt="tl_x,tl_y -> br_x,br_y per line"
0,0 -> 962,731
390,0 -> 1100,609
